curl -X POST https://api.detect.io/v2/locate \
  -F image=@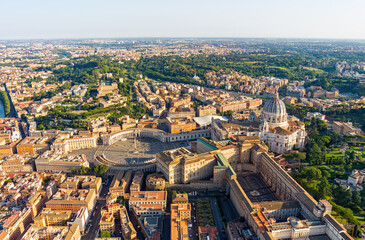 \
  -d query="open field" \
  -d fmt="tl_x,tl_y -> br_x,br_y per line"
303,66 -> 326,74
